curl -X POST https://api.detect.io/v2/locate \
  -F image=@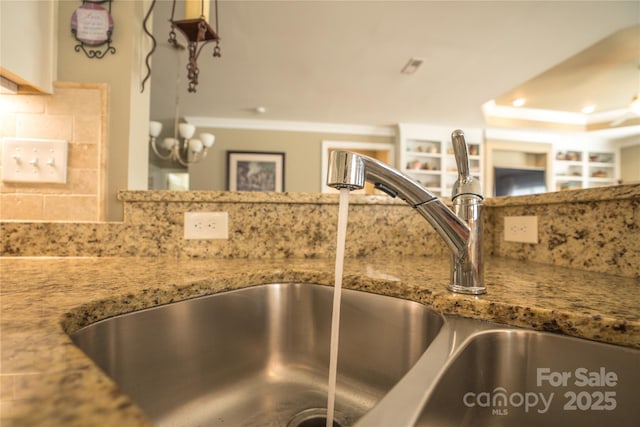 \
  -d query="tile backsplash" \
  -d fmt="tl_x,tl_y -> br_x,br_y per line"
0,82 -> 108,221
